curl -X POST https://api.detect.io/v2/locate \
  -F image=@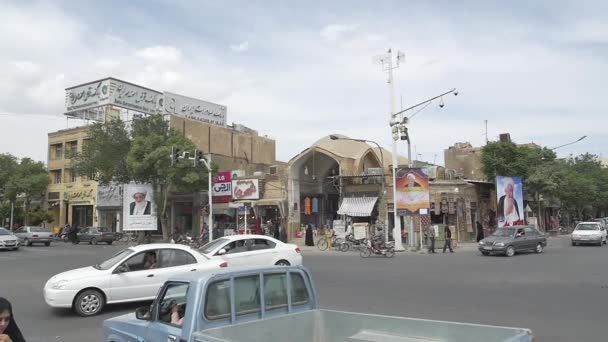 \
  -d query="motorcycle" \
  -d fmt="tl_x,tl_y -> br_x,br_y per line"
360,236 -> 395,258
